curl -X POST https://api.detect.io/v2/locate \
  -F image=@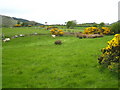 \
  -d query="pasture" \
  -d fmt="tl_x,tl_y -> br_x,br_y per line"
2,27 -> 118,88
